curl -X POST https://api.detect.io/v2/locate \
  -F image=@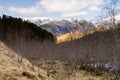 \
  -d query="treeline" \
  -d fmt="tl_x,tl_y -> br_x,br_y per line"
0,15 -> 54,42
